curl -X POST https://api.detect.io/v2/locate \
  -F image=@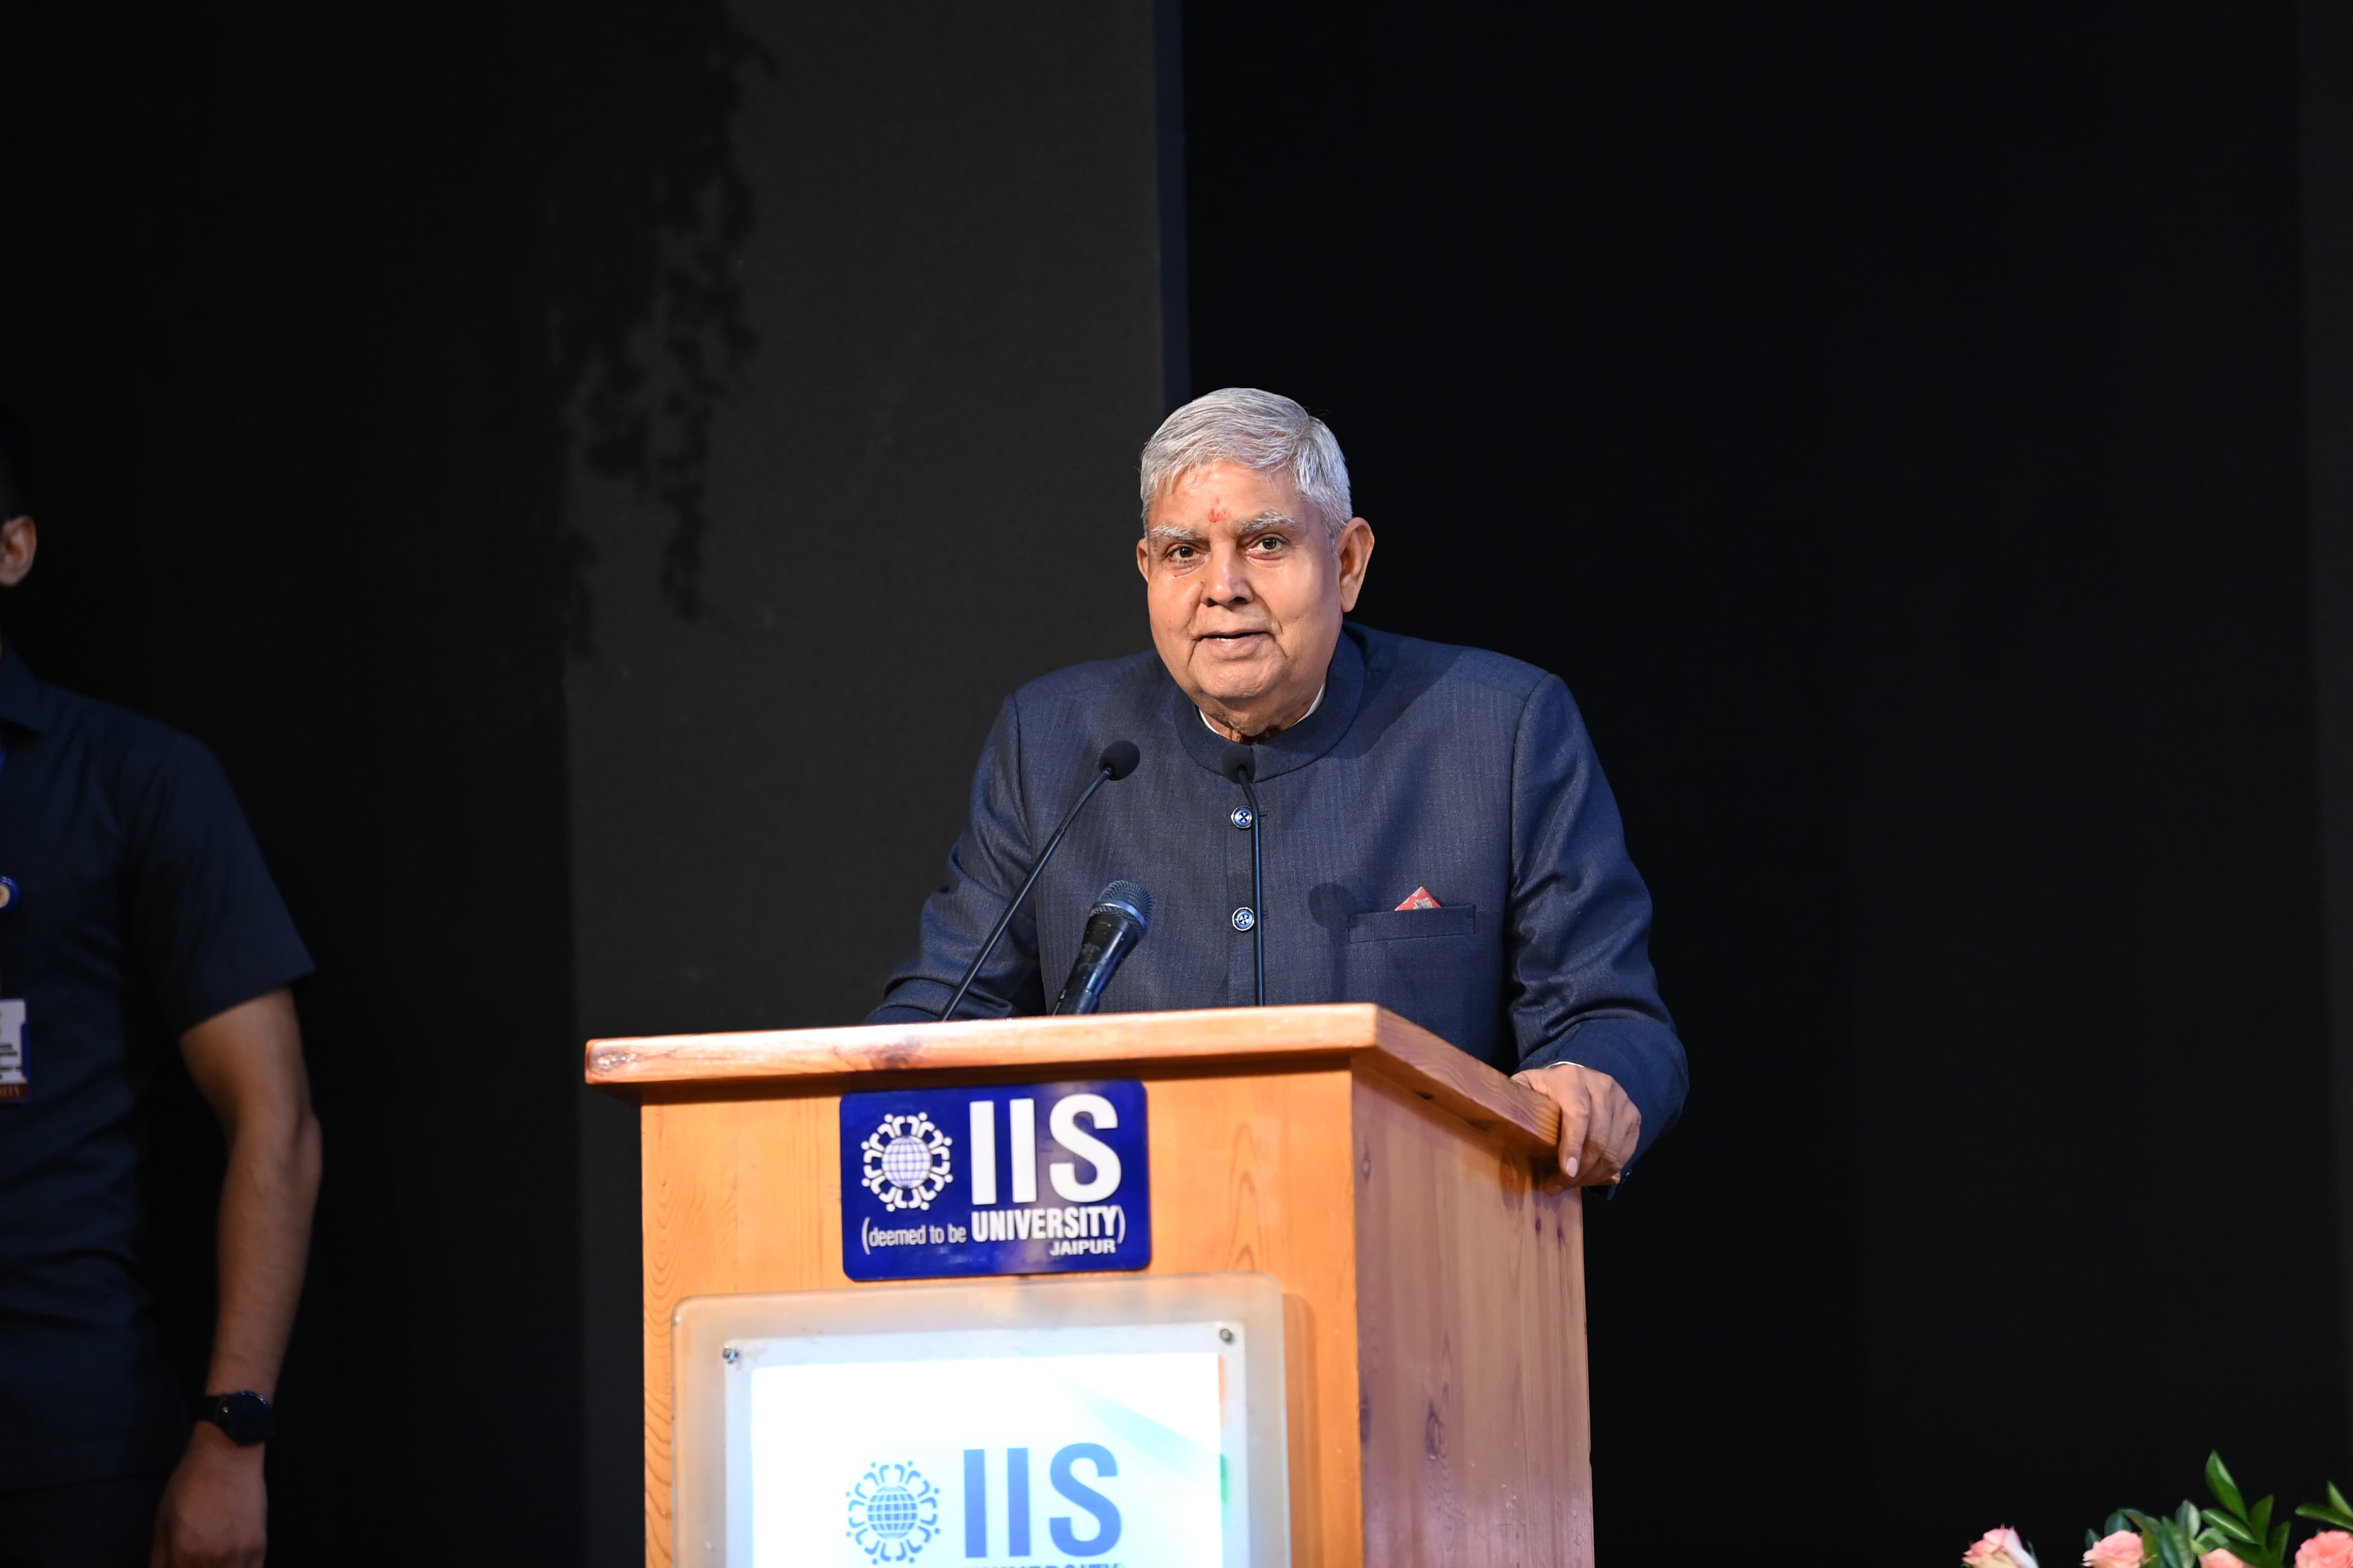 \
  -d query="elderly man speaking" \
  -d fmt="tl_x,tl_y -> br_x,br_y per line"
868,388 -> 1686,1183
